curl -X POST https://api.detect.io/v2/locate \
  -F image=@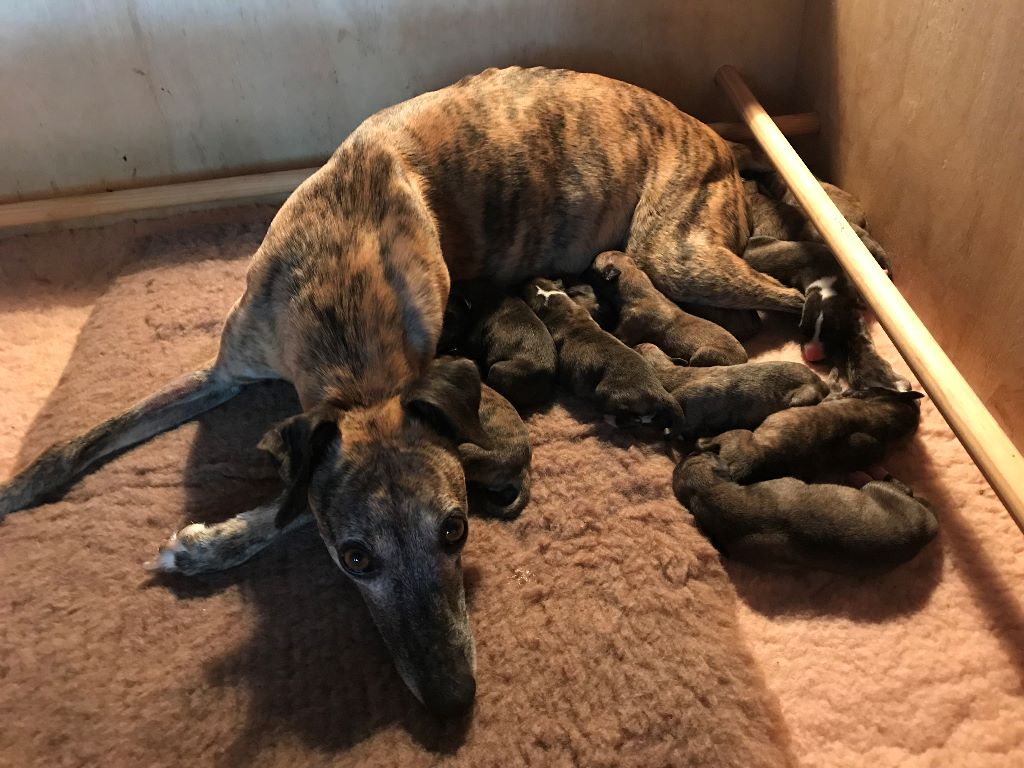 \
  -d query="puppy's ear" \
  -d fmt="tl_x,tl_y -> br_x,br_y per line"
403,356 -> 492,448
258,405 -> 340,528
